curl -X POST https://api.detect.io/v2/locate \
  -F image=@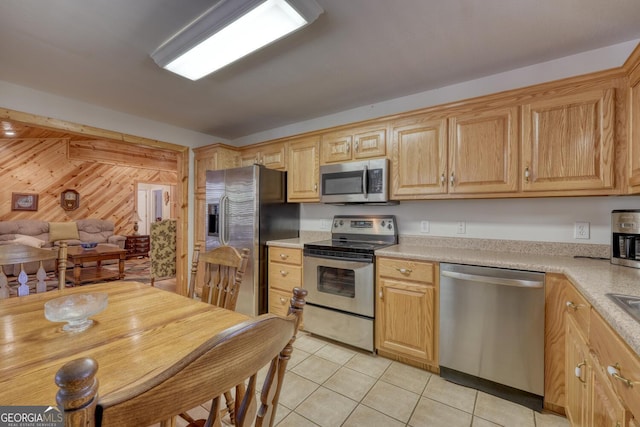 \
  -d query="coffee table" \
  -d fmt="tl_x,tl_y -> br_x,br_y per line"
66,245 -> 127,286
